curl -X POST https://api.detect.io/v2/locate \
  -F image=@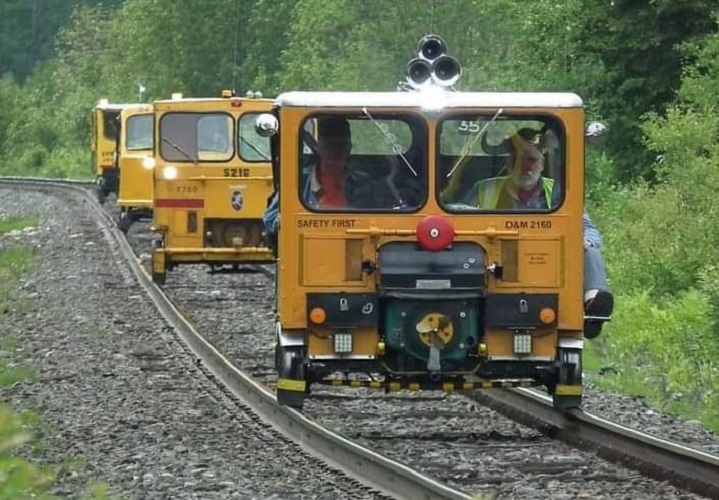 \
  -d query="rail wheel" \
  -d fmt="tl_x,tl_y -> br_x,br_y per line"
552,347 -> 582,410
275,343 -> 307,409
96,179 -> 107,205
152,271 -> 166,286
118,211 -> 132,234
